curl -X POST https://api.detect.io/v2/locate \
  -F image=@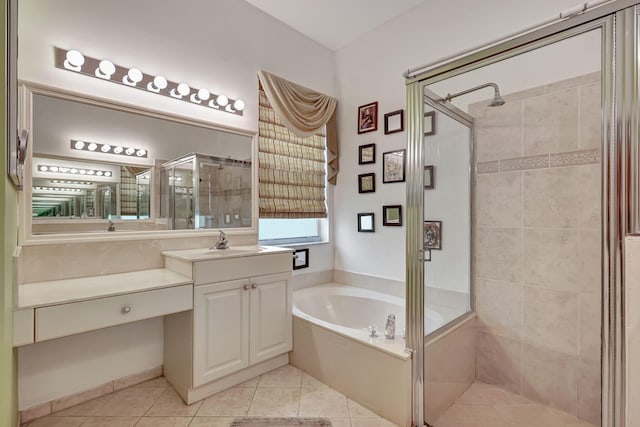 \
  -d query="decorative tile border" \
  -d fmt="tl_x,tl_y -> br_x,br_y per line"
477,149 -> 599,175
477,161 -> 499,174
550,149 -> 600,168
499,154 -> 549,172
